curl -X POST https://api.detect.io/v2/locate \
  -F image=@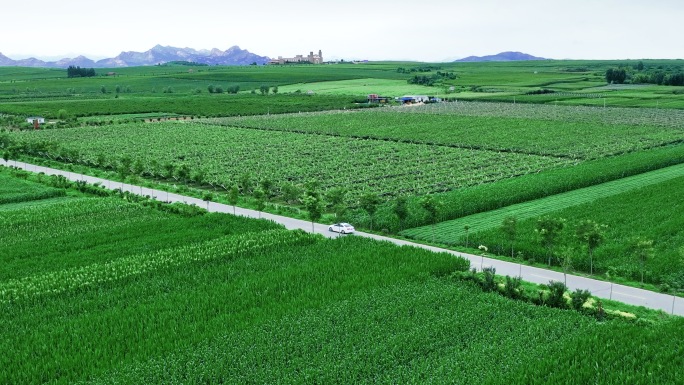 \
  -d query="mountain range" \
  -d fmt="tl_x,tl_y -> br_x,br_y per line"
456,51 -> 547,62
0,45 -> 271,68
